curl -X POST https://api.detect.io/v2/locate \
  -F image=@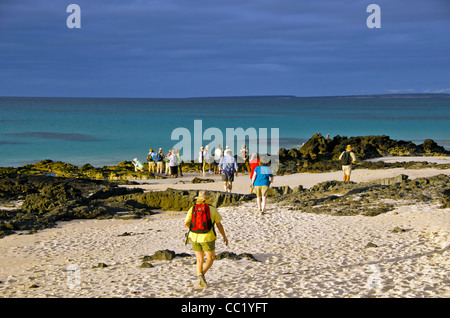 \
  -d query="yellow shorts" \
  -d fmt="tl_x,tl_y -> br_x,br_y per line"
253,185 -> 269,197
192,241 -> 216,252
